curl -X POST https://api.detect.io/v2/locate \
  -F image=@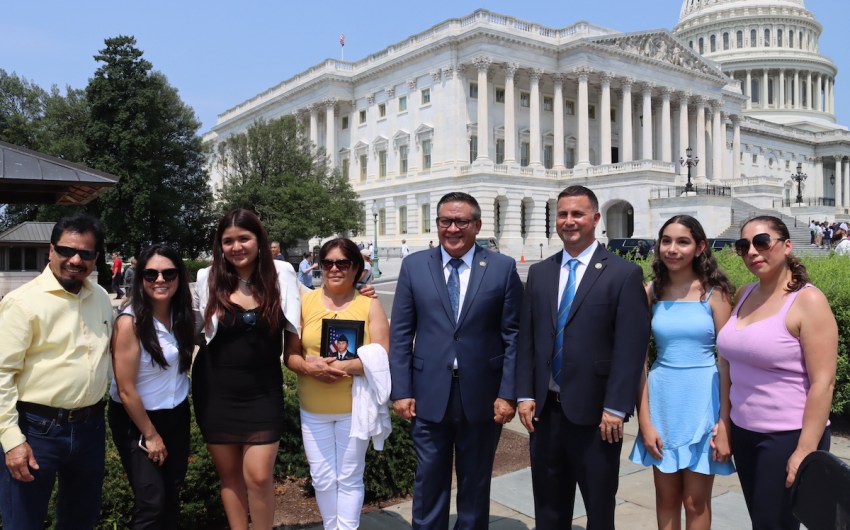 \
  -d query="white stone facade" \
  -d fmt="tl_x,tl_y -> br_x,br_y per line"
204,4 -> 850,258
